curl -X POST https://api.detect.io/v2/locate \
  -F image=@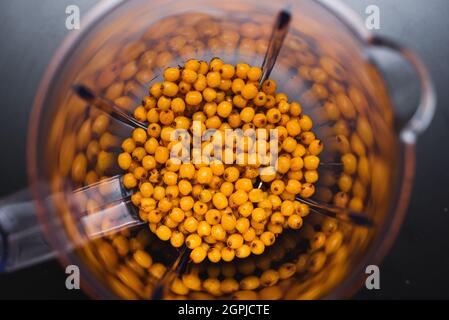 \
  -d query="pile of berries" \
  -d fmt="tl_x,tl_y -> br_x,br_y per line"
117,58 -> 322,263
